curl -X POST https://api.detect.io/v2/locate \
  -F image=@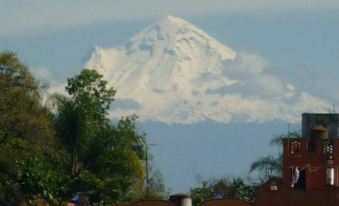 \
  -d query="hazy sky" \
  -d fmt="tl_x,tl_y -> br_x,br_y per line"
1,0 -> 339,38
2,0 -> 339,192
